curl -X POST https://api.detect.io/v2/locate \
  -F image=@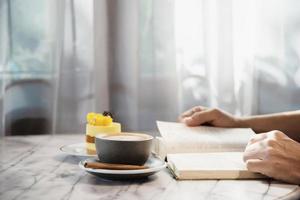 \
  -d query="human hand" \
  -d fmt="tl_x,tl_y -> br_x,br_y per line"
178,106 -> 241,127
243,130 -> 300,184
